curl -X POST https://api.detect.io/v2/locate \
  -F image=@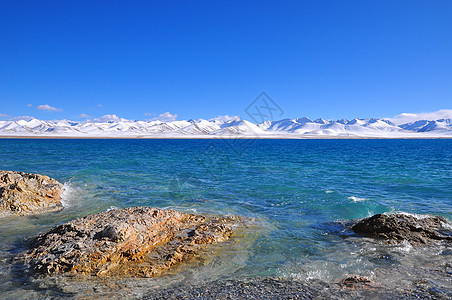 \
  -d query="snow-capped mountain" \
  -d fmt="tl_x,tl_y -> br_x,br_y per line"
399,118 -> 452,133
0,117 -> 451,138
